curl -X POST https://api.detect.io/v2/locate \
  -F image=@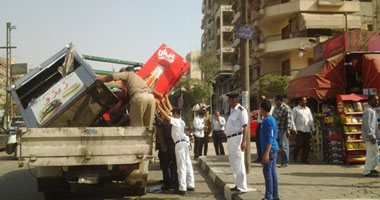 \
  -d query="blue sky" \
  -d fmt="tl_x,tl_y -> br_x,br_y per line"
0,0 -> 203,70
